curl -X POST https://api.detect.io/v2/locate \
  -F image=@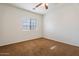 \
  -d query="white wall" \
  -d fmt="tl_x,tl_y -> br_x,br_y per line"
0,5 -> 5,42
44,3 -> 79,46
1,3 -> 79,47
0,4 -> 43,46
